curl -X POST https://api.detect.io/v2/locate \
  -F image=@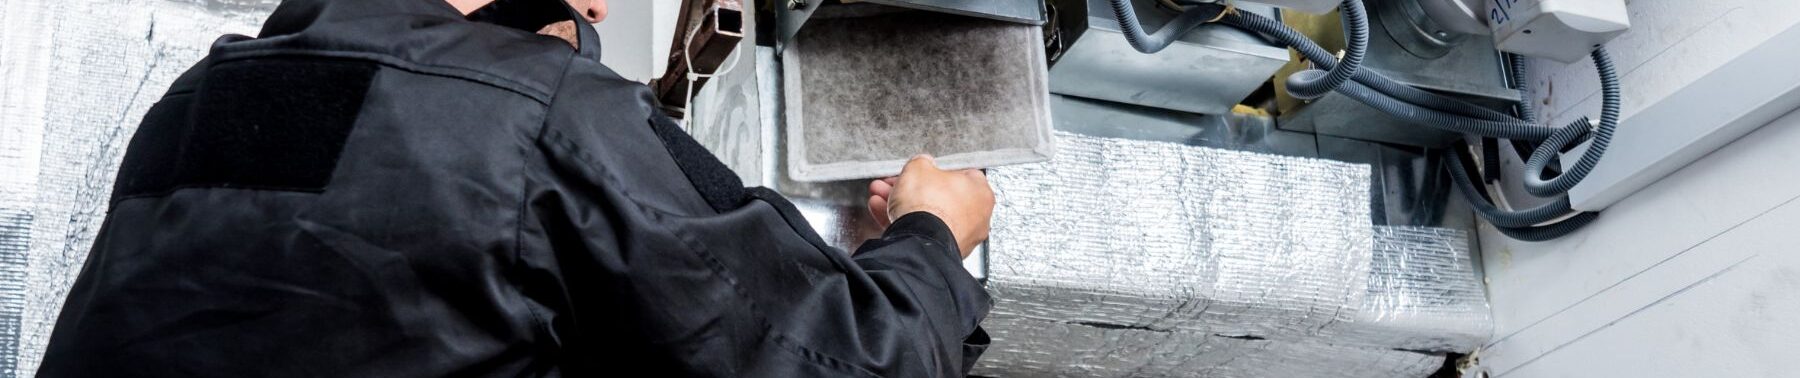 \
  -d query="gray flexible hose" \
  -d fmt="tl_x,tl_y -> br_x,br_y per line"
1284,0 -> 1368,100
1105,0 -> 1219,54
1144,4 -> 1618,240
1446,147 -> 1579,228
1218,10 -> 1563,140
1220,9 -> 1508,120
1334,80 -> 1561,140
1447,148 -> 1599,241
1509,53 -> 1538,124
1522,47 -> 1620,196
1106,0 -> 1369,99
1496,212 -> 1600,242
